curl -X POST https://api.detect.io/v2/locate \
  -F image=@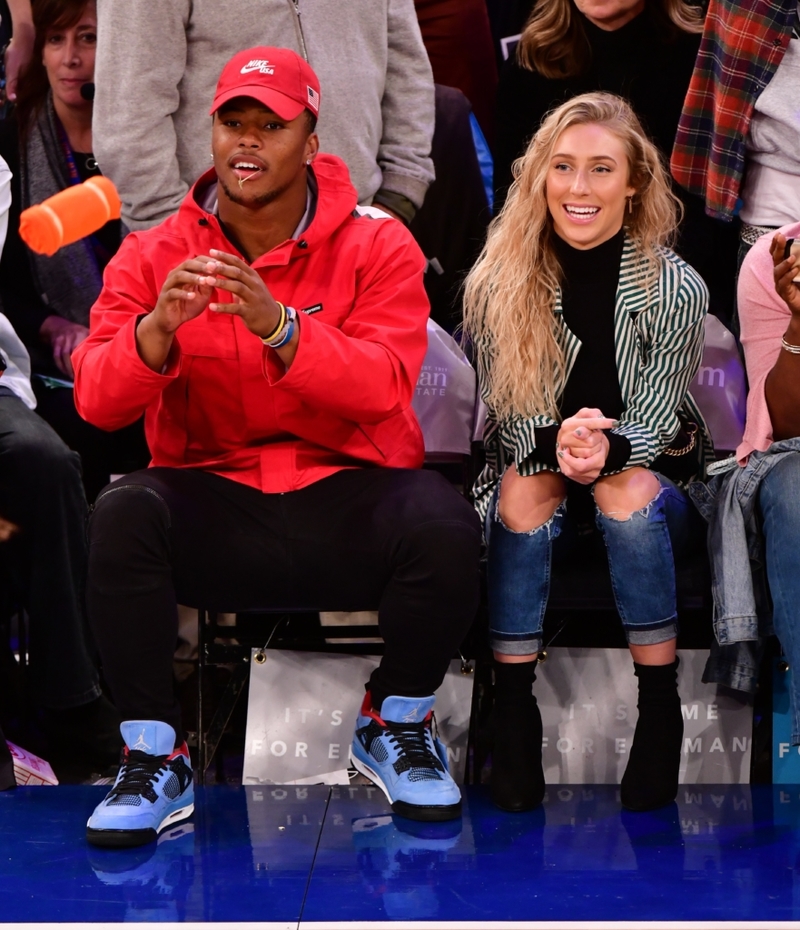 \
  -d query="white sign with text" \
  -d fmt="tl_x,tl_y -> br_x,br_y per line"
243,651 -> 474,786
536,648 -> 752,784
